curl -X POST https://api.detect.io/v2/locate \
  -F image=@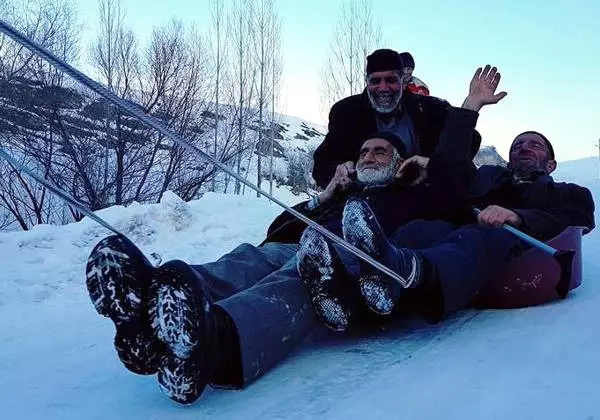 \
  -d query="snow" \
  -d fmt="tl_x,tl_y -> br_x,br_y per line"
1,158 -> 599,419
